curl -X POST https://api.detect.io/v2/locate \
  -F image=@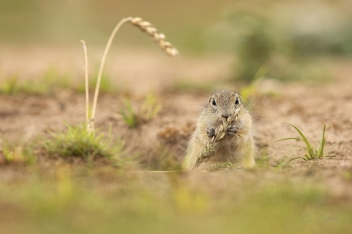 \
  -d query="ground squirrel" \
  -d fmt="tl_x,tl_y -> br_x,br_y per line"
183,91 -> 255,170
